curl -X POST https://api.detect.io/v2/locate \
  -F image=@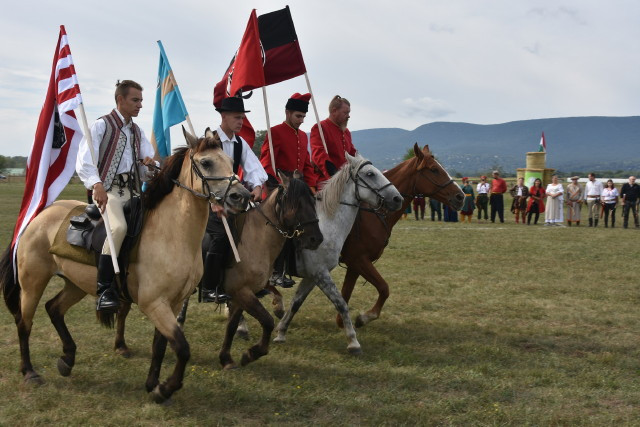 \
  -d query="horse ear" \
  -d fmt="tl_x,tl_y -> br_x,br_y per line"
182,126 -> 199,149
205,127 -> 215,139
413,143 -> 424,160
277,170 -> 290,186
345,151 -> 355,164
